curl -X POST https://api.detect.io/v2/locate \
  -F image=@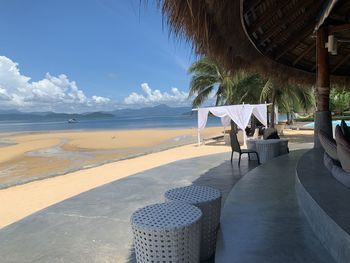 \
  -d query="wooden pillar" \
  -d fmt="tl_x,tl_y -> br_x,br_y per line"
314,26 -> 332,148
